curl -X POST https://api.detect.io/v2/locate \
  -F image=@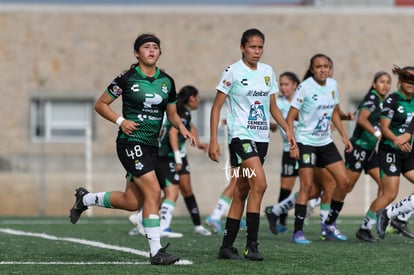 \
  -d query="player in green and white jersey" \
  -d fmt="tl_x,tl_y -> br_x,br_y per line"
375,65 -> 414,239
69,33 -> 195,265
209,28 -> 296,261
341,71 -> 392,242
